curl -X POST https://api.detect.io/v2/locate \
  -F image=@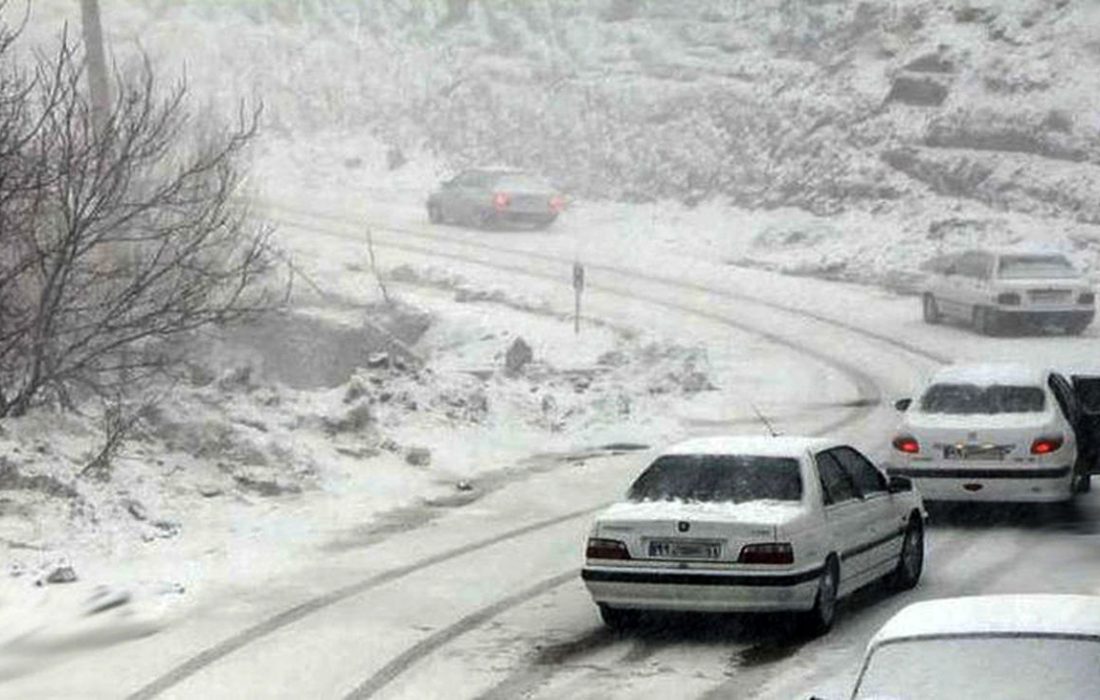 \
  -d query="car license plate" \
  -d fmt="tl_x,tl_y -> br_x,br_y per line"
1030,290 -> 1071,303
943,444 -> 1005,461
648,540 -> 721,560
